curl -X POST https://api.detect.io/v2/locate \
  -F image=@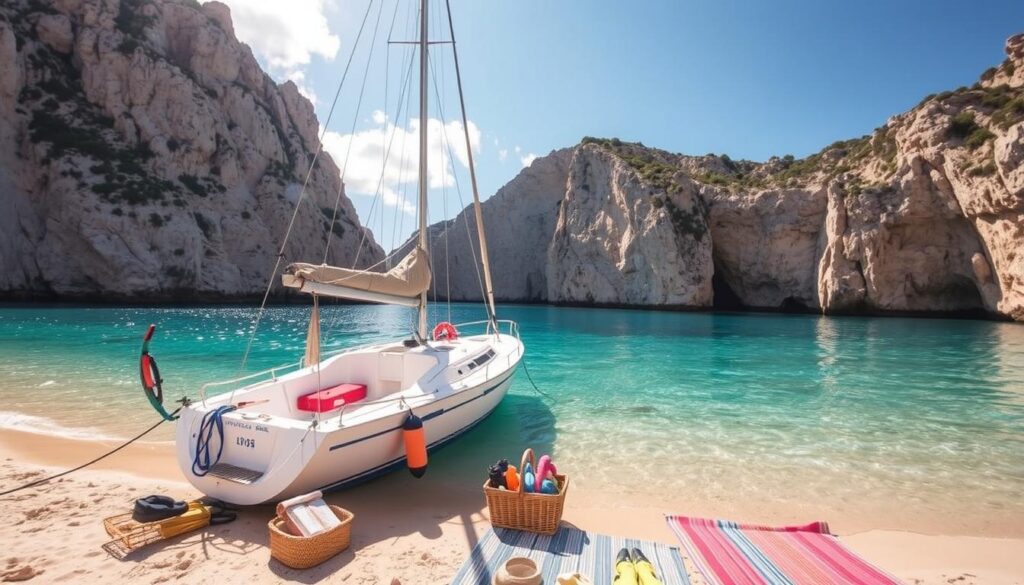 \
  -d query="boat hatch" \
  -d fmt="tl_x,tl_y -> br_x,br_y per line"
458,349 -> 496,375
